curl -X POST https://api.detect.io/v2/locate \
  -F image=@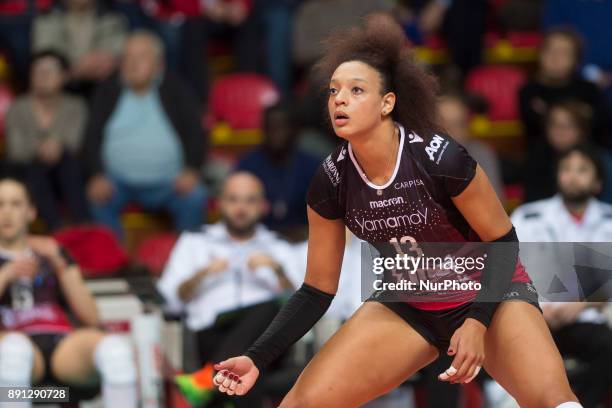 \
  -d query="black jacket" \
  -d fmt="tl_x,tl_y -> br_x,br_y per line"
519,77 -> 610,147
84,72 -> 207,175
